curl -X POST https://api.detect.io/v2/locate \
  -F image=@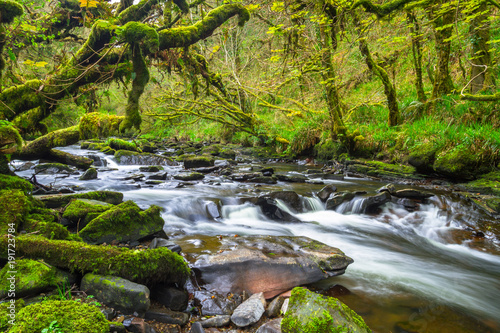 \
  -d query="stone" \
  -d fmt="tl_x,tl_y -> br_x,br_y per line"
194,166 -> 221,174
281,287 -> 371,333
151,285 -> 189,311
281,298 -> 289,314
145,308 -> 189,326
393,189 -> 433,200
81,273 -> 150,316
173,172 -> 205,181
86,153 -> 108,167
61,199 -> 113,229
255,318 -> 282,333
184,156 -> 215,169
358,191 -> 392,214
205,201 -> 221,219
38,190 -> 123,208
123,317 -> 157,333
149,238 -> 182,253
148,172 -> 168,180
275,174 -> 308,183
114,150 -> 176,166
191,235 -> 353,299
189,322 -> 205,333
323,173 -> 345,180
266,296 -> 285,318
79,167 -> 98,180
255,197 -> 301,222
377,183 -> 396,194
326,192 -> 355,211
200,315 -> 231,328
265,191 -> 303,212
317,184 -> 337,202
193,290 -> 243,316
231,292 -> 266,327
139,166 -> 164,172
34,163 -> 73,174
